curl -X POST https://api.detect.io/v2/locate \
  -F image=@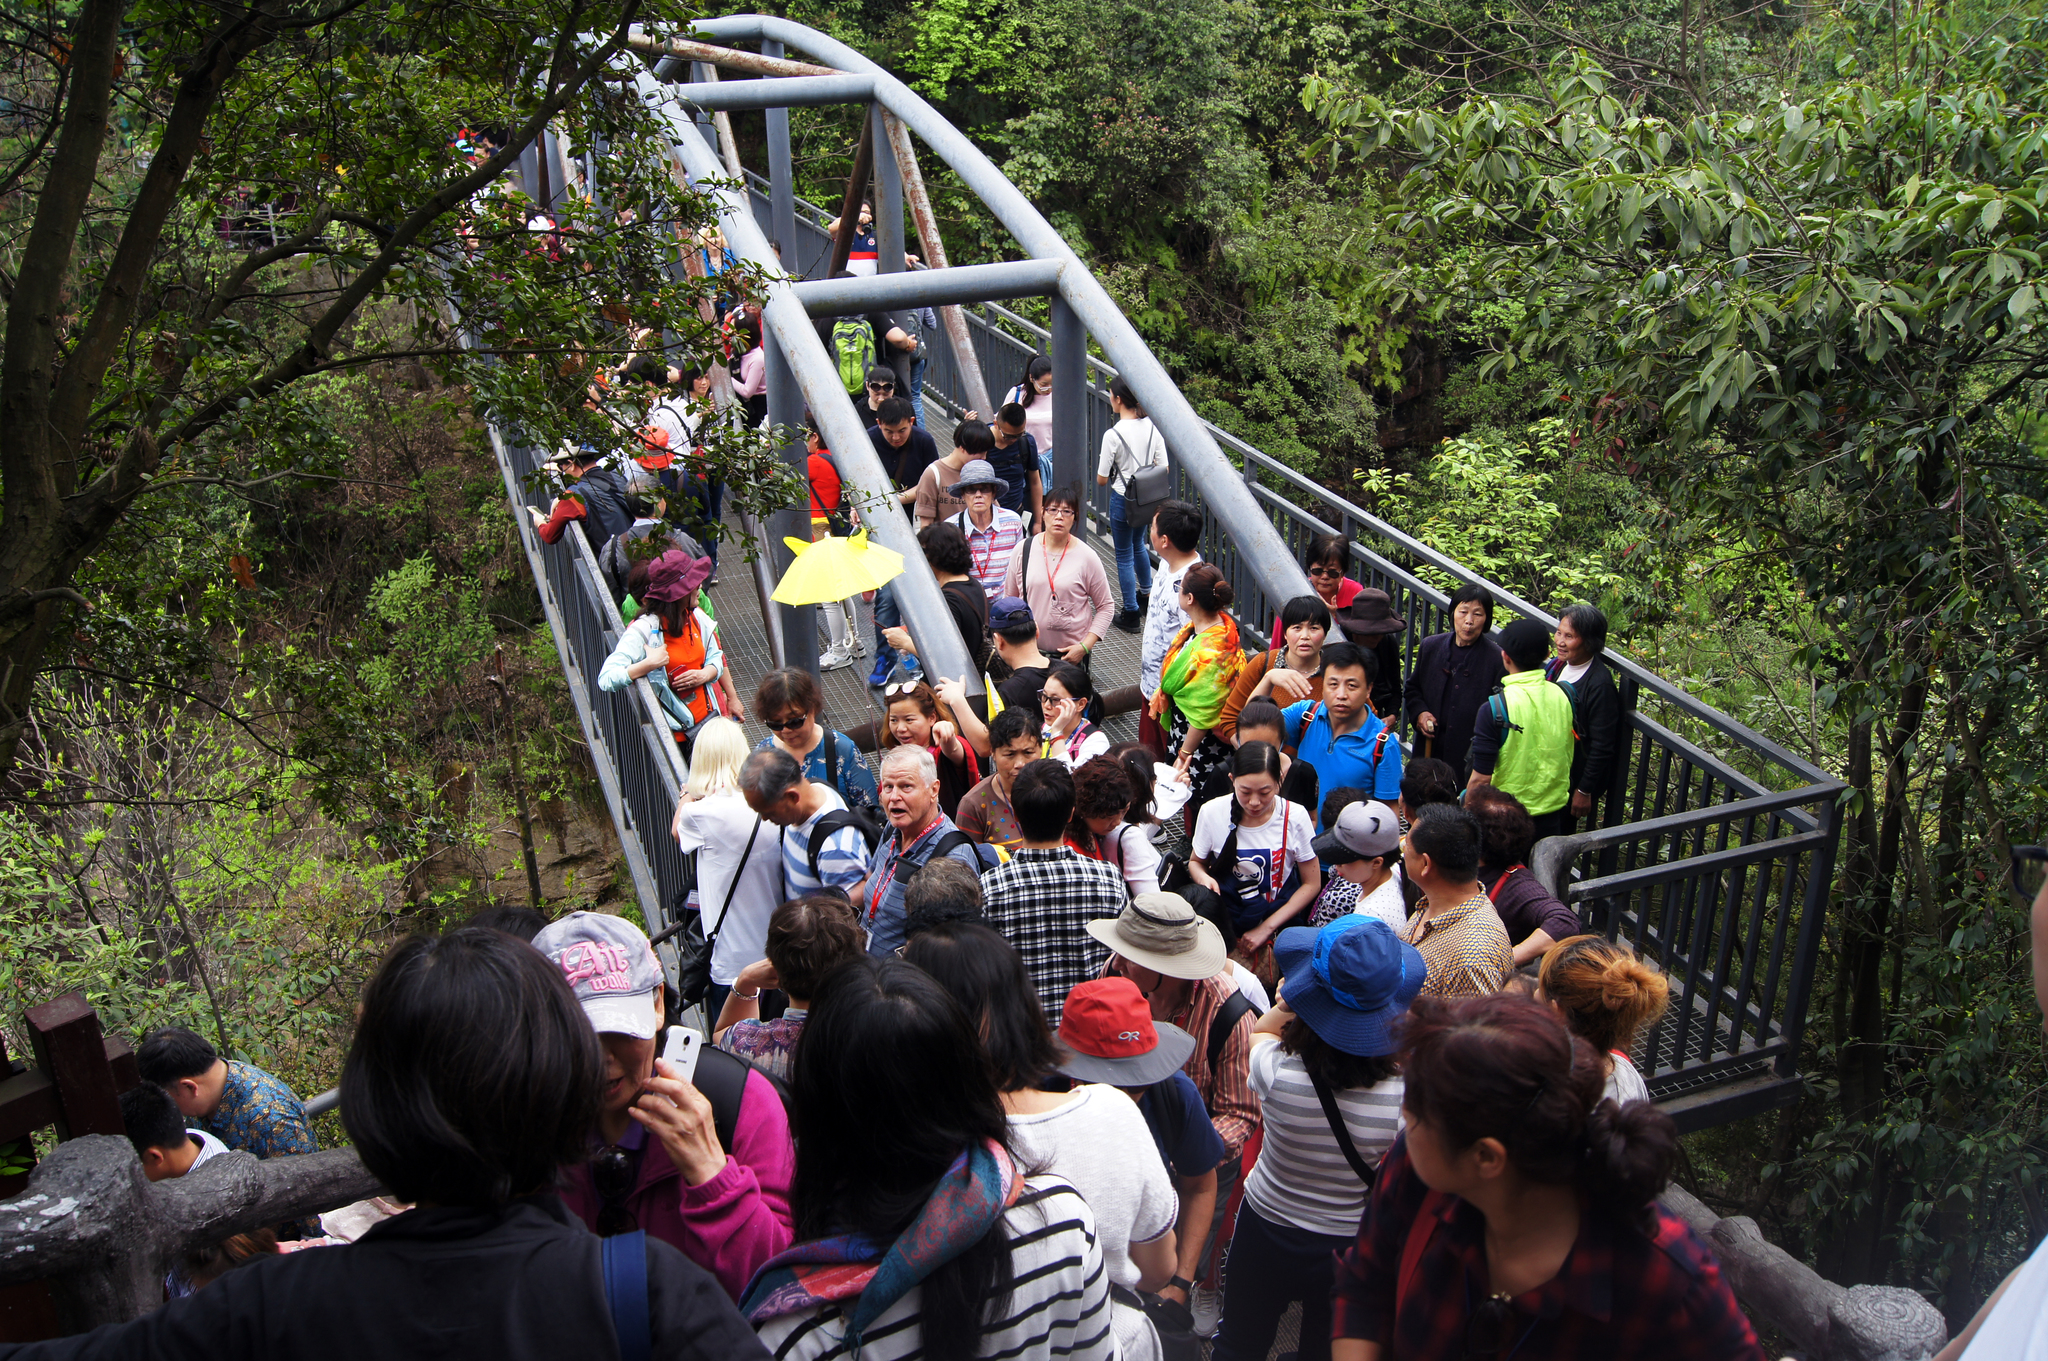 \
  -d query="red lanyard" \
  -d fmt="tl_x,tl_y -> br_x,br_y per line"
1038,537 -> 1074,599
866,818 -> 944,927
1245,801 -> 1291,902
1044,722 -> 1095,763
1487,864 -> 1526,902
965,515 -> 998,582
